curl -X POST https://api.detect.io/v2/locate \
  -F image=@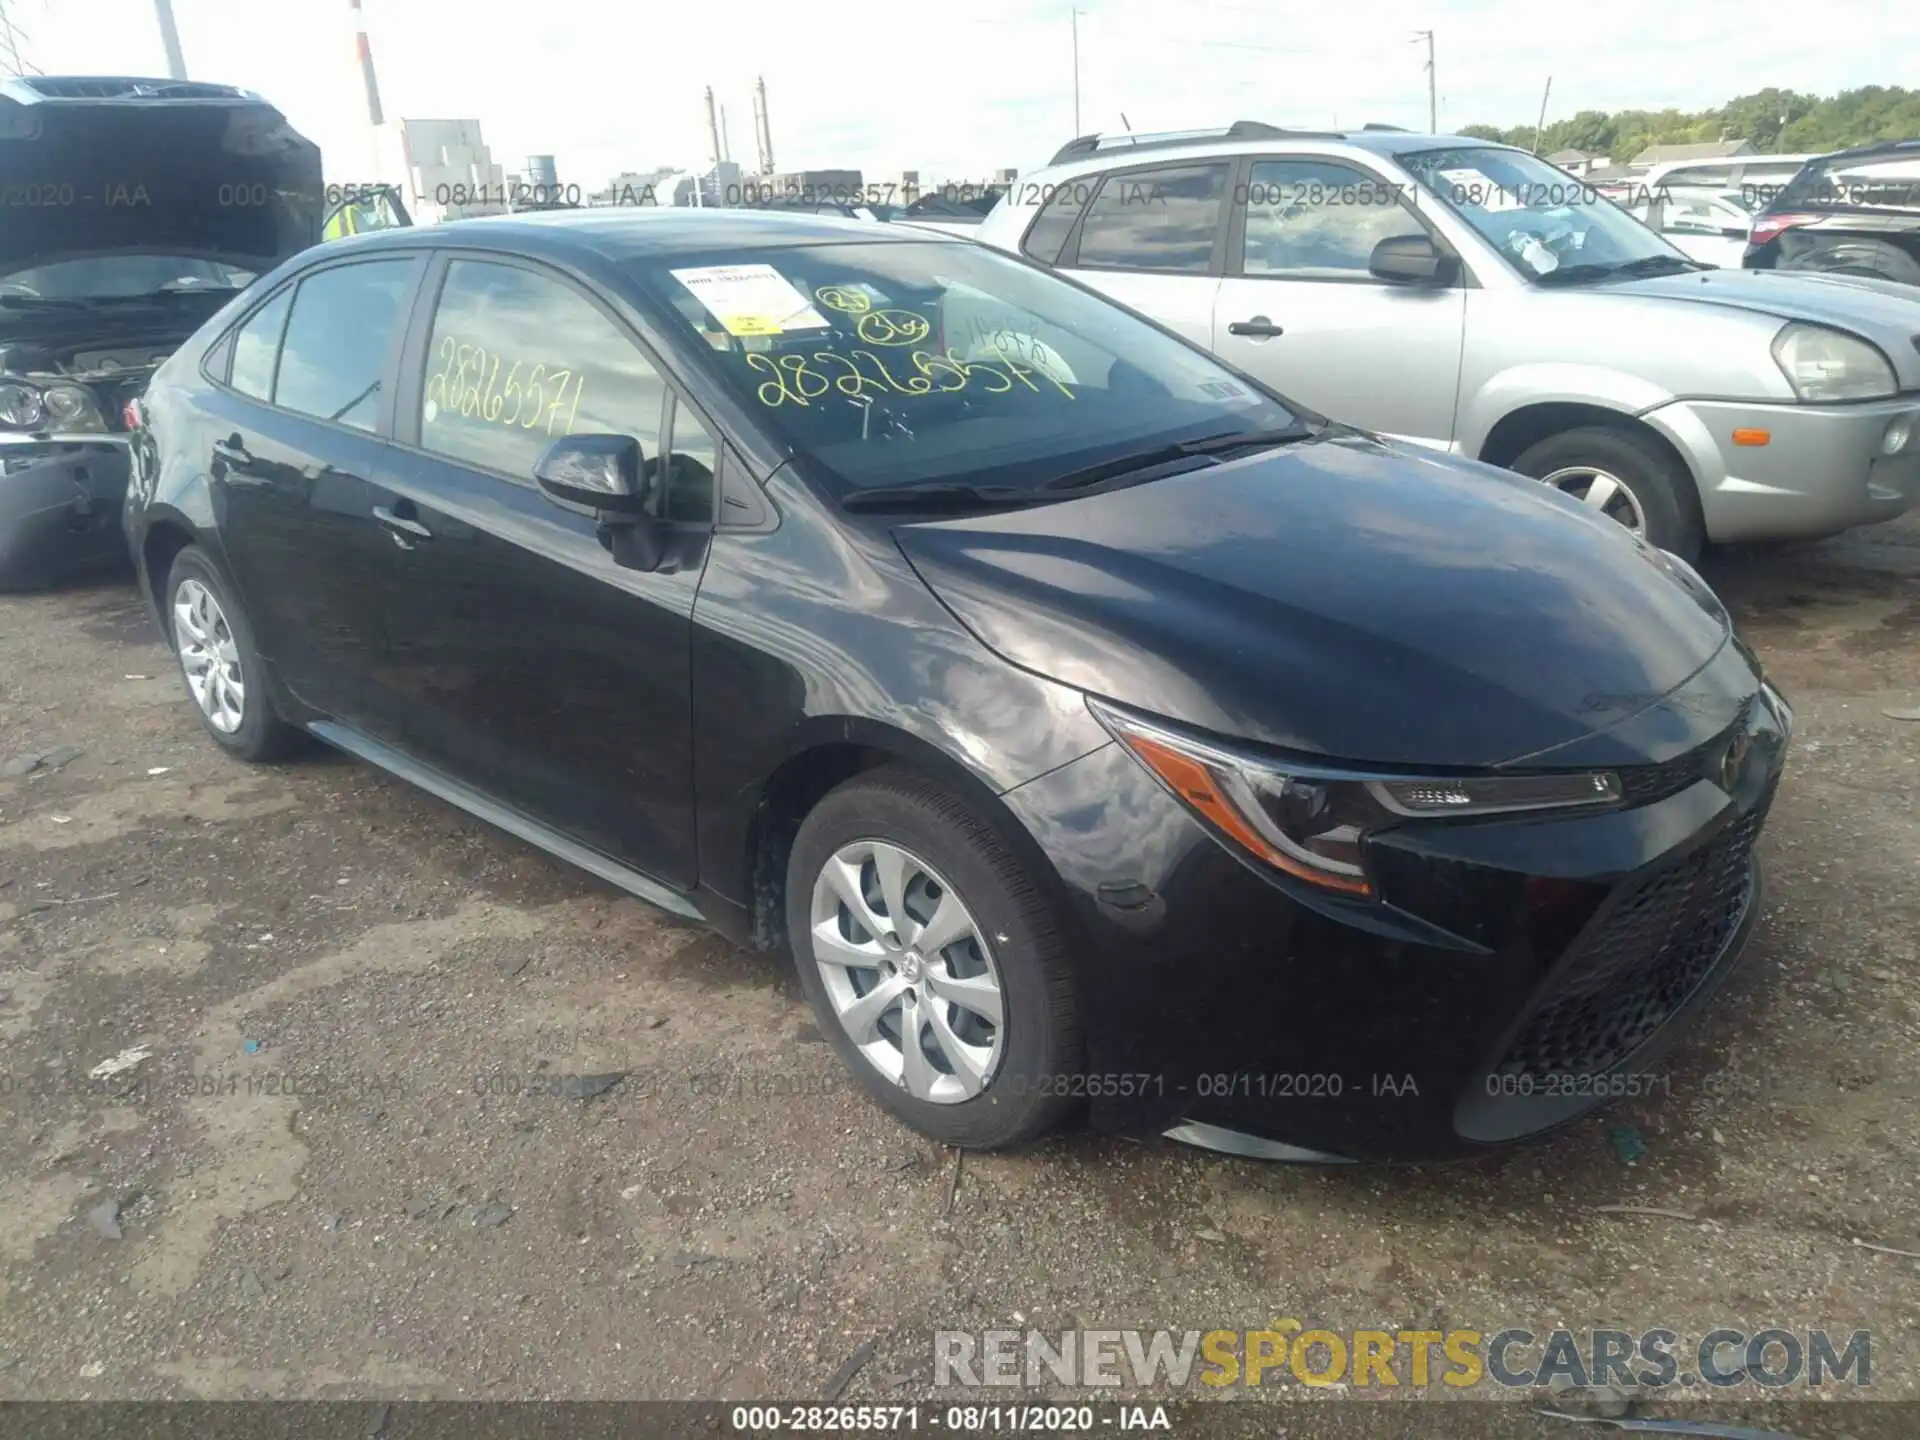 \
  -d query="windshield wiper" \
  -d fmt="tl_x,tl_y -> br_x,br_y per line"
1535,254 -> 1707,287
1613,253 -> 1710,276
839,482 -> 1059,514
1039,422 -> 1319,493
